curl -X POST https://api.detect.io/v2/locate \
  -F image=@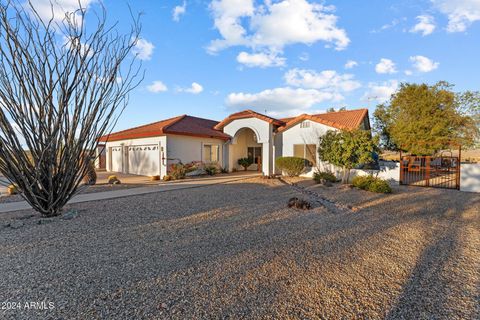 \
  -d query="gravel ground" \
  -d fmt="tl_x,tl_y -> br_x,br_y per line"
0,178 -> 479,319
0,183 -> 148,204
